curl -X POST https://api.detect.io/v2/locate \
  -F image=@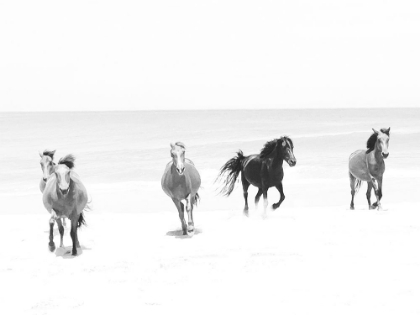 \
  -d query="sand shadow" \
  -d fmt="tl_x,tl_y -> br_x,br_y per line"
54,245 -> 91,259
166,228 -> 202,238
